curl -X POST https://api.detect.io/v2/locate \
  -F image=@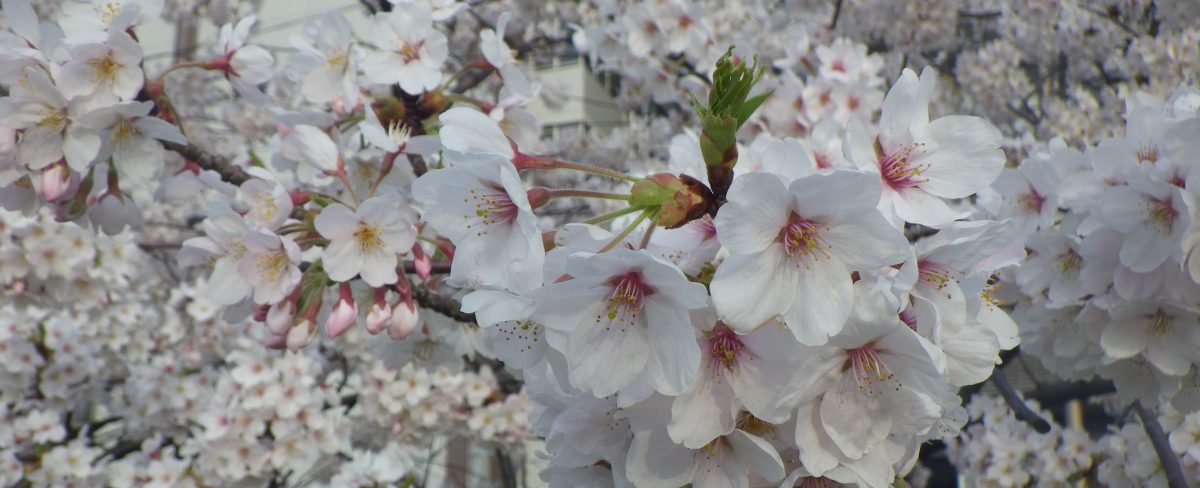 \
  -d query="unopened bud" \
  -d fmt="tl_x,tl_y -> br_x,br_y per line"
286,319 -> 316,351
630,173 -> 713,228
264,333 -> 287,350
412,243 -> 432,280
389,301 -> 419,340
526,187 -> 551,209
366,302 -> 392,335
41,163 -> 72,202
324,294 -> 358,339
252,304 -> 270,322
266,301 -> 294,335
